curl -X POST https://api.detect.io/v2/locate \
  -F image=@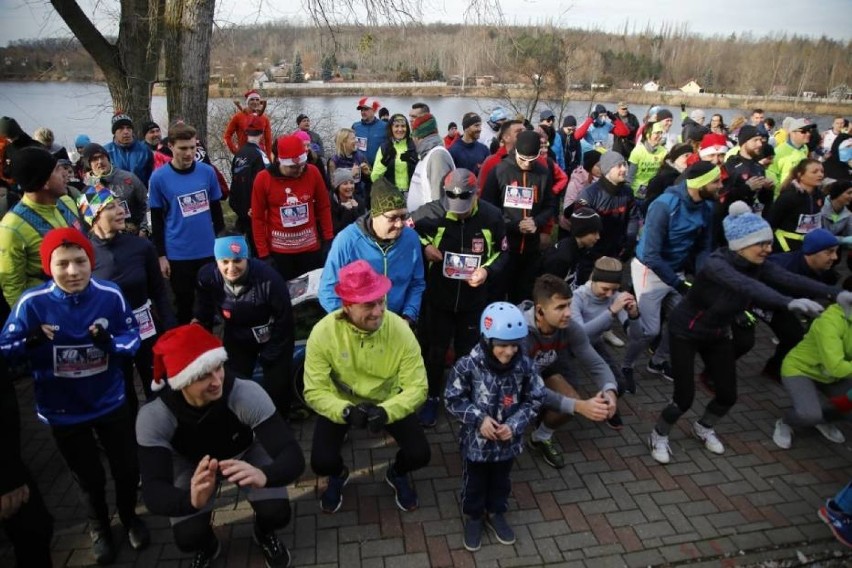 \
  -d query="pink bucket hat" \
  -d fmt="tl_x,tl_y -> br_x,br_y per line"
334,260 -> 392,305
